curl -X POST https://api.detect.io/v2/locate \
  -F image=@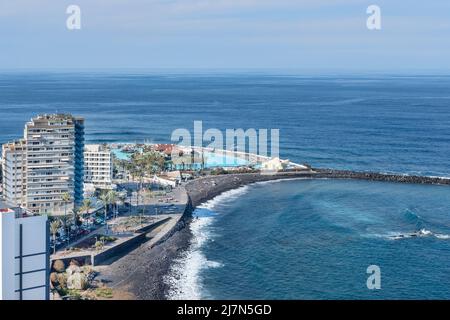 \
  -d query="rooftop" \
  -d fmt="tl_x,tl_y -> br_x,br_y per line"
26,114 -> 85,127
0,207 -> 15,214
0,200 -> 41,218
1,139 -> 26,151
85,144 -> 111,153
35,114 -> 84,121
0,200 -> 16,215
